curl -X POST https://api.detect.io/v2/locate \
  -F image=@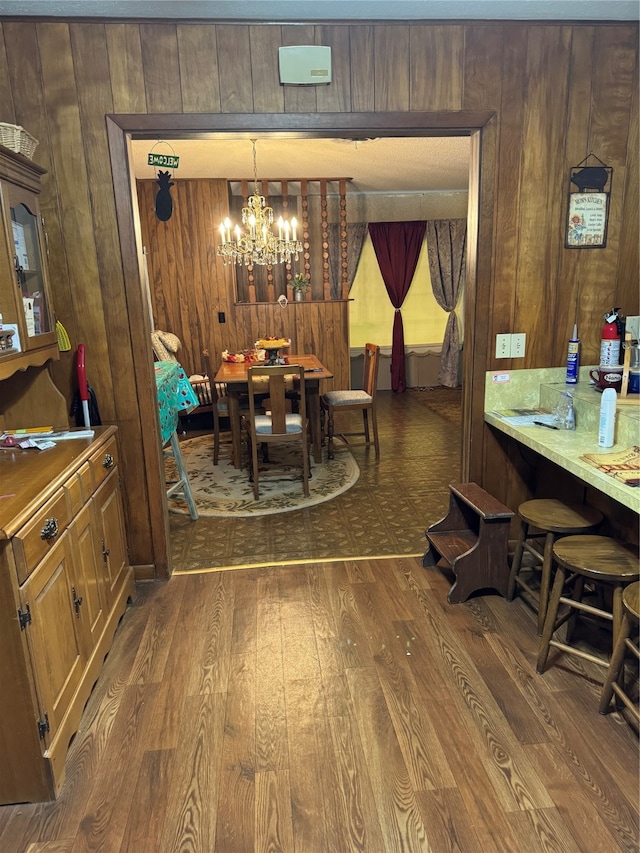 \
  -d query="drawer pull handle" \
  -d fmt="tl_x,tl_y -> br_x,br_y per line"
72,586 -> 83,616
102,454 -> 114,469
40,518 -> 59,540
